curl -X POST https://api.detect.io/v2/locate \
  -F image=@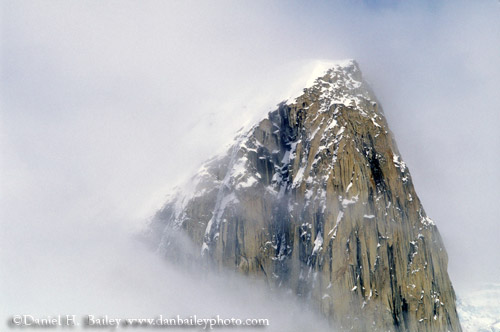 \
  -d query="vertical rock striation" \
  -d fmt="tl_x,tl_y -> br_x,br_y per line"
150,60 -> 462,331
